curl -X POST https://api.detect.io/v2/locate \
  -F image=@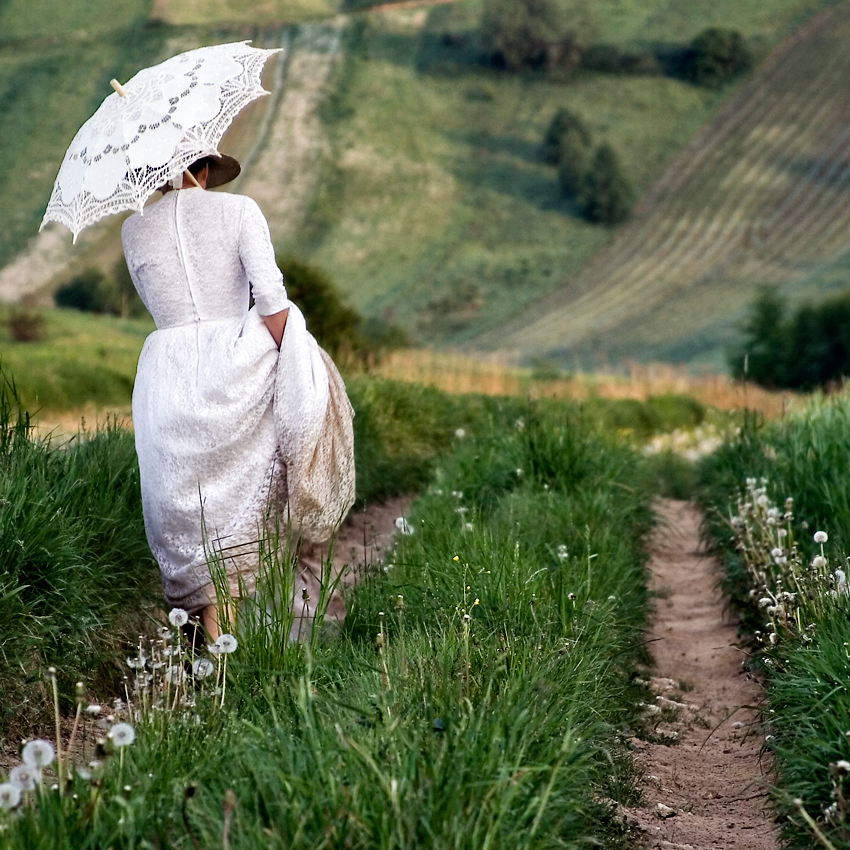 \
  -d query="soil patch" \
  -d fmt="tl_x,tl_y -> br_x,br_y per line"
624,499 -> 778,850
